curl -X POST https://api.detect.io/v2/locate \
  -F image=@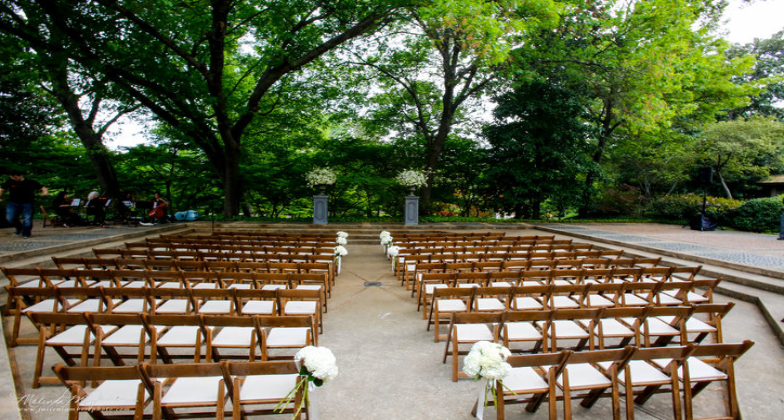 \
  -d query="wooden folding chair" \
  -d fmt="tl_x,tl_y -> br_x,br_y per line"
278,288 -> 323,334
487,350 -> 572,420
502,310 -> 552,354
428,287 -> 475,342
679,341 -> 754,420
257,315 -> 317,357
558,346 -> 635,419
140,362 -> 231,420
202,315 -> 266,362
621,345 -> 694,420
40,205 -> 65,228
27,312 -> 101,388
545,308 -> 601,353
144,314 -> 212,364
443,312 -> 504,382
53,364 -> 149,420
226,360 -> 306,419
